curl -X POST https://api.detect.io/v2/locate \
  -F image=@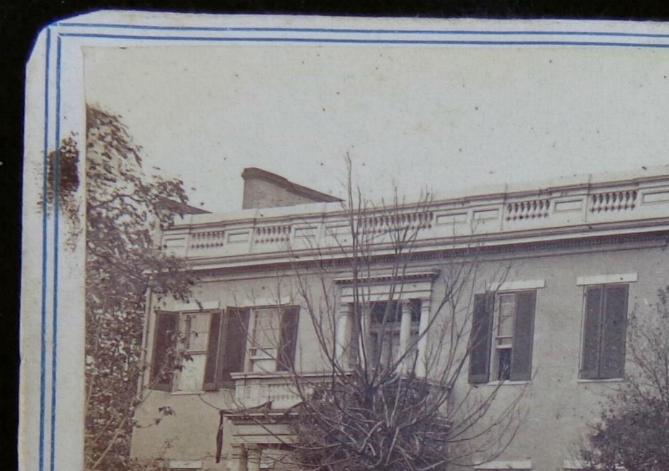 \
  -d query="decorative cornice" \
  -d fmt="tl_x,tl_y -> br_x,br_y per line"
334,270 -> 440,285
